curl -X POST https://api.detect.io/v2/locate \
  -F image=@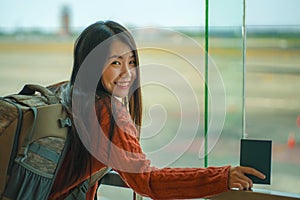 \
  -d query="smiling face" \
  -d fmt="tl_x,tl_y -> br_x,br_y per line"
101,39 -> 137,98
